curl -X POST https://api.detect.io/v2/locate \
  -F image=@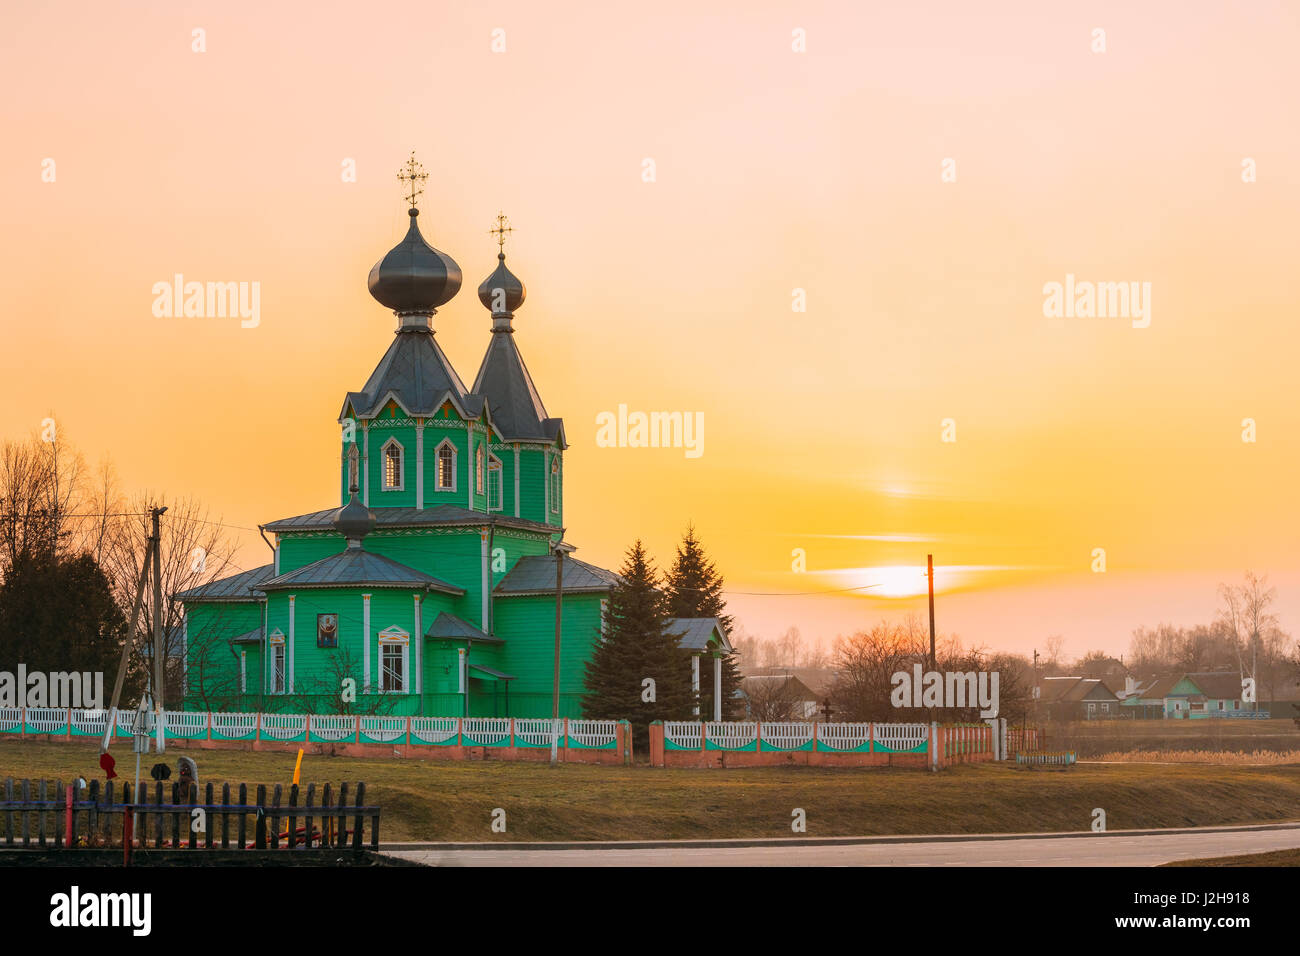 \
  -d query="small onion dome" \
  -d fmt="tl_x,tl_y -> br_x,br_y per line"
368,208 -> 462,314
477,252 -> 526,317
332,493 -> 375,544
